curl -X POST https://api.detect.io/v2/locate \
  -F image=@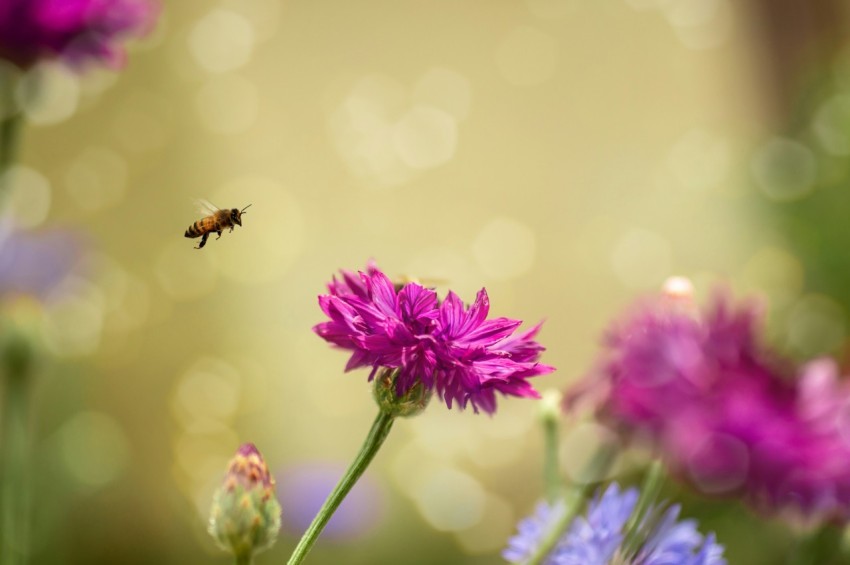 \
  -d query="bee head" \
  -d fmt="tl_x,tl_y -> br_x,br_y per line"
231,204 -> 252,227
